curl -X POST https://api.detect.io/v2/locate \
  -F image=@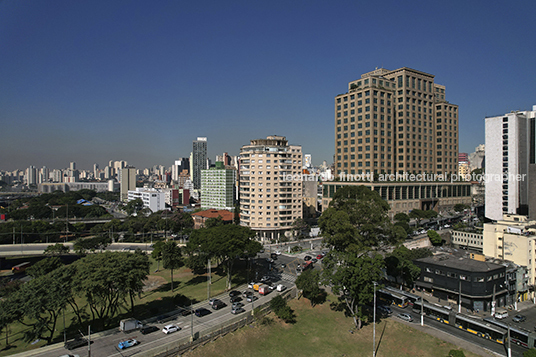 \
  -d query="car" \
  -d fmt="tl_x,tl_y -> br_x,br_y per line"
212,300 -> 226,310
246,295 -> 258,302
248,282 -> 255,289
304,255 -> 312,261
312,258 -> 318,263
316,254 -> 323,260
513,314 -> 526,323
232,302 -> 244,309
162,324 -> 180,334
59,355 -> 80,357
243,290 -> 253,297
275,250 -> 281,255
140,325 -> 159,335
209,298 -> 221,306
281,263 -> 287,268
378,305 -> 392,315
118,338 -> 139,349
195,307 -> 212,317
397,313 -> 413,322
156,313 -> 177,324
231,307 -> 245,314
64,338 -> 88,350
259,249 -> 264,253
260,276 -> 271,283
321,251 -> 327,256
229,290 -> 241,297
230,295 -> 241,303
